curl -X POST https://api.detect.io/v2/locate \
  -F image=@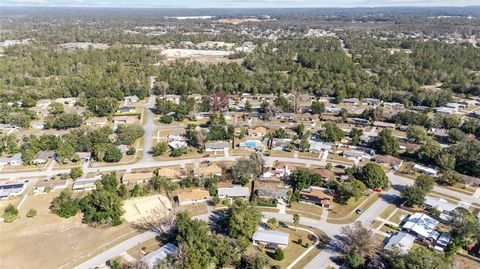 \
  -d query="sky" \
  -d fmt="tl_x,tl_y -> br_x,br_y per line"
2,0 -> 480,8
